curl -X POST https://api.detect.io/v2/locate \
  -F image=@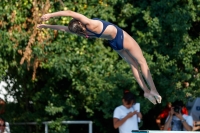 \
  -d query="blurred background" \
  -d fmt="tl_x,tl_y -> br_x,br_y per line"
0,0 -> 199,132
